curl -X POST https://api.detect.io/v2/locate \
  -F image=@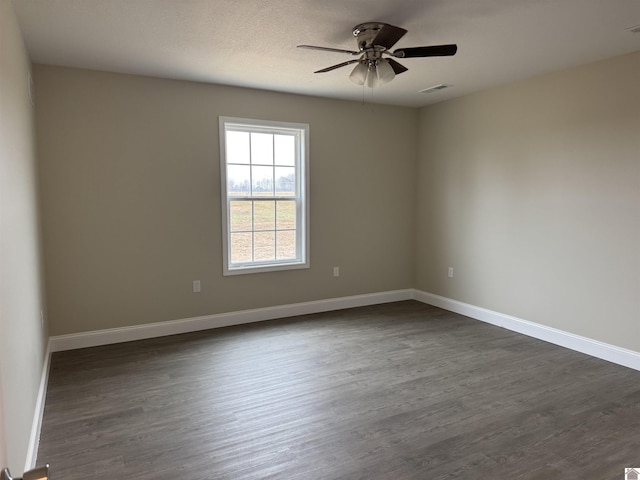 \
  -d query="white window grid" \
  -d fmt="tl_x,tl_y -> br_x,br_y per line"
219,117 -> 309,275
